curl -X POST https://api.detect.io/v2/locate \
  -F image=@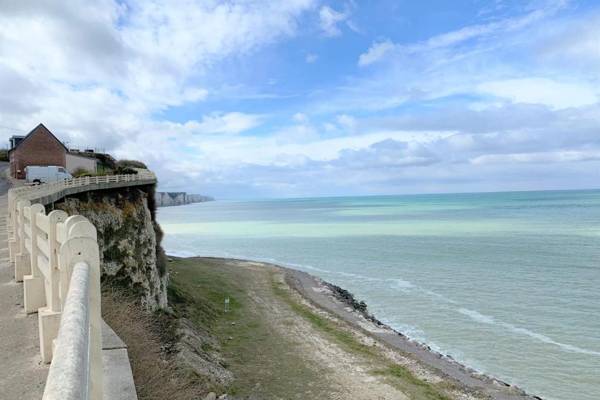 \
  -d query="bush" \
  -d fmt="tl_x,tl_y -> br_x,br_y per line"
117,159 -> 147,169
0,149 -> 8,162
72,167 -> 92,177
114,166 -> 139,175
93,153 -> 117,171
